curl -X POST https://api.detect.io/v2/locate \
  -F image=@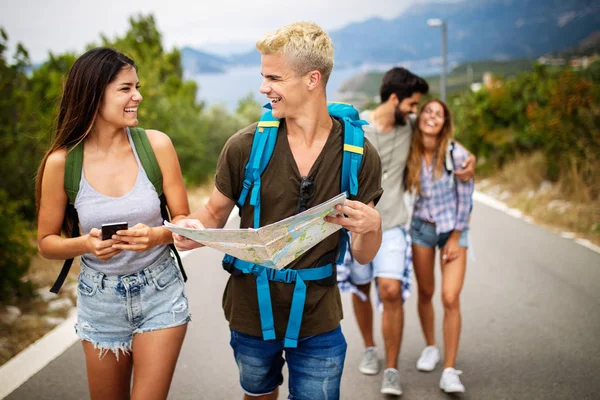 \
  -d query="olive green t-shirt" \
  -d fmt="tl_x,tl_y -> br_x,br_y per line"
215,117 -> 383,338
